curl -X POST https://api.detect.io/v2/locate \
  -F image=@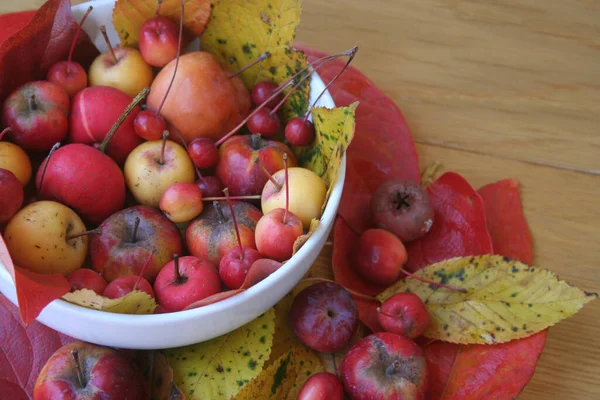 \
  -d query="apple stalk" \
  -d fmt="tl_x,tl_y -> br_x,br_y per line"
71,349 -> 87,388
229,52 -> 270,79
67,6 -> 93,74
99,25 -> 118,64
